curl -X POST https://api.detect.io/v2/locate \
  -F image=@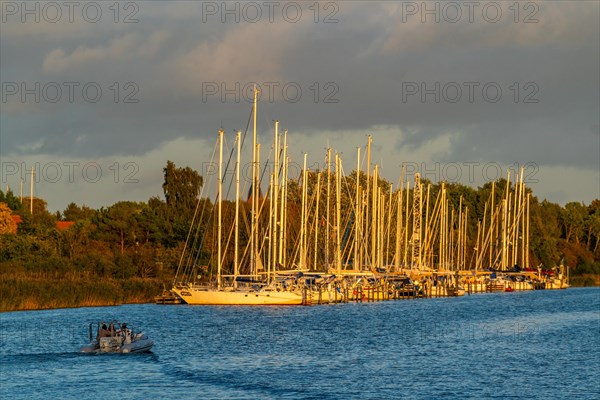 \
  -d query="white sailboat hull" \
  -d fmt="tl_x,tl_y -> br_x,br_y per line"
307,288 -> 345,304
545,280 -> 569,290
172,287 -> 303,305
